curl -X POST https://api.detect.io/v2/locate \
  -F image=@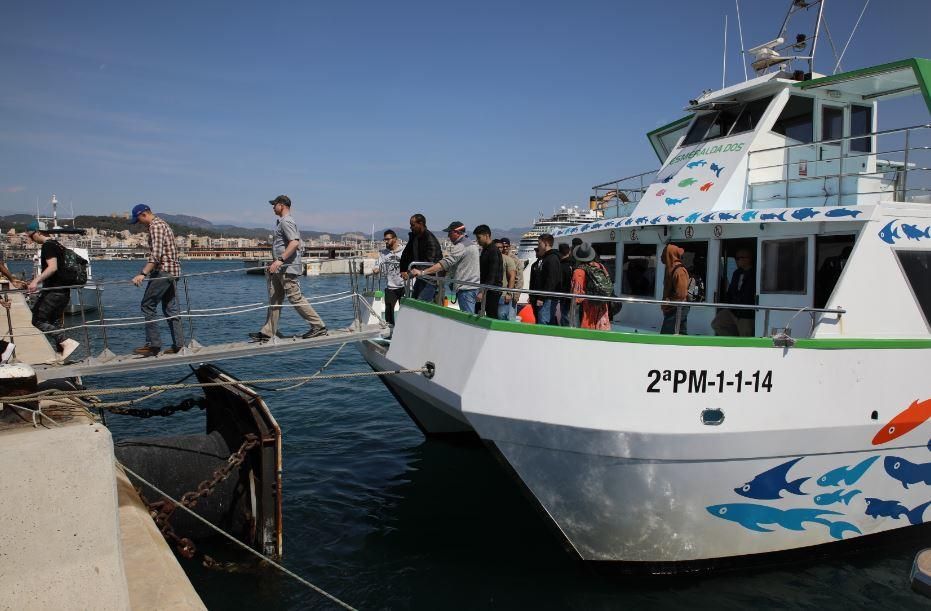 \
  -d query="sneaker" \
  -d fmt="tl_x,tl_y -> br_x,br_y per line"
301,326 -> 328,339
132,345 -> 160,357
275,331 -> 292,339
162,346 -> 183,355
248,332 -> 271,342
58,338 -> 80,361
0,341 -> 14,364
